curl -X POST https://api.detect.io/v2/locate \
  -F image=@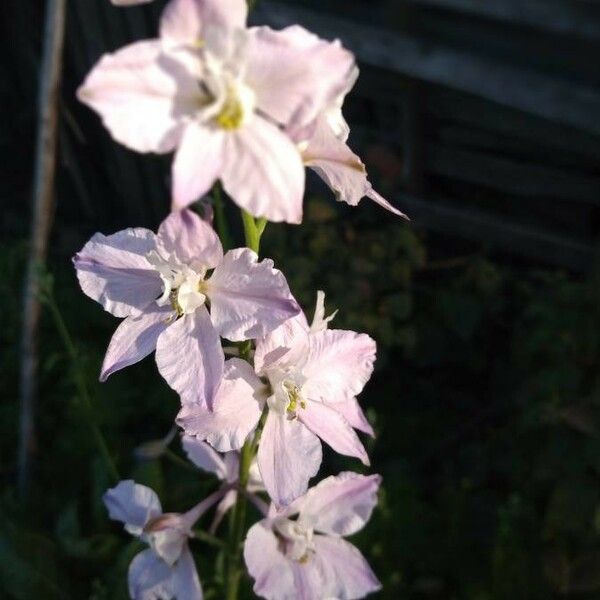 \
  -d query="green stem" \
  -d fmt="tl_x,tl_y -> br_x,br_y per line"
42,283 -> 119,483
241,210 -> 261,254
213,182 -> 233,251
192,528 -> 227,549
